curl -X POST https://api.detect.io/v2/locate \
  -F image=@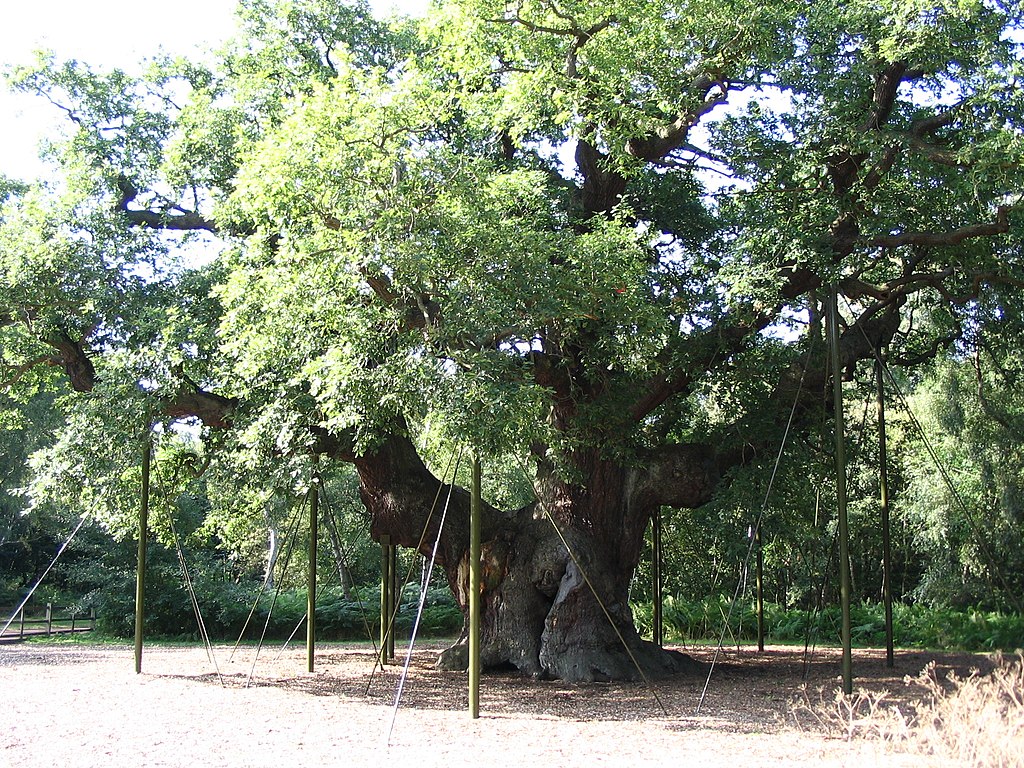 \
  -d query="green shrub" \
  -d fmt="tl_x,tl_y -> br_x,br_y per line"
630,596 -> 1024,651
